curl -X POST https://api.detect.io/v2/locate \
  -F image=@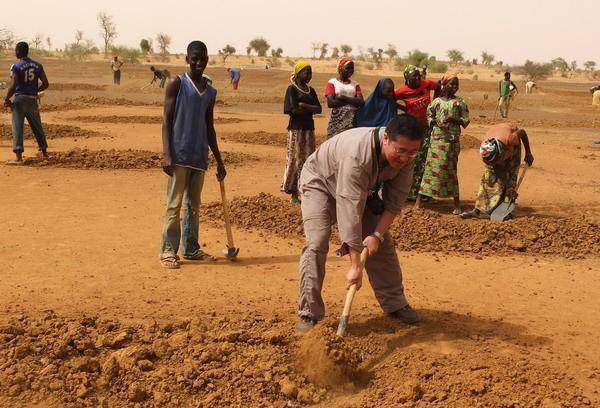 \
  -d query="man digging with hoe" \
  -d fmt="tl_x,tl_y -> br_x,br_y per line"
296,114 -> 423,332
